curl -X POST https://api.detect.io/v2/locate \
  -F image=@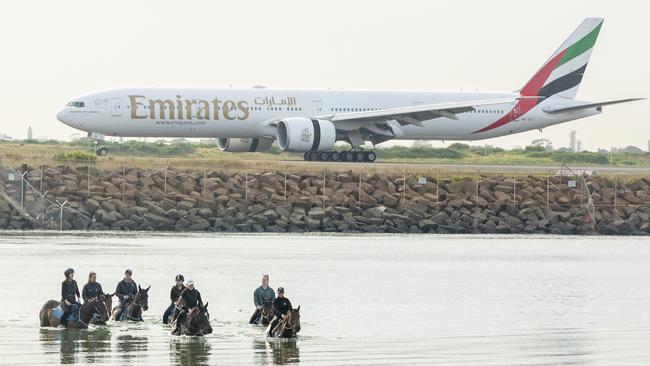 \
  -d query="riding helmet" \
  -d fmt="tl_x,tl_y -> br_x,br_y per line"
64,268 -> 74,277
175,274 -> 184,282
277,287 -> 284,293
